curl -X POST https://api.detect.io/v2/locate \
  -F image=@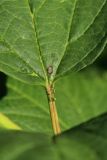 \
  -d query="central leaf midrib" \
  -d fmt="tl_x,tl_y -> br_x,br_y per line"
28,1 -> 48,83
